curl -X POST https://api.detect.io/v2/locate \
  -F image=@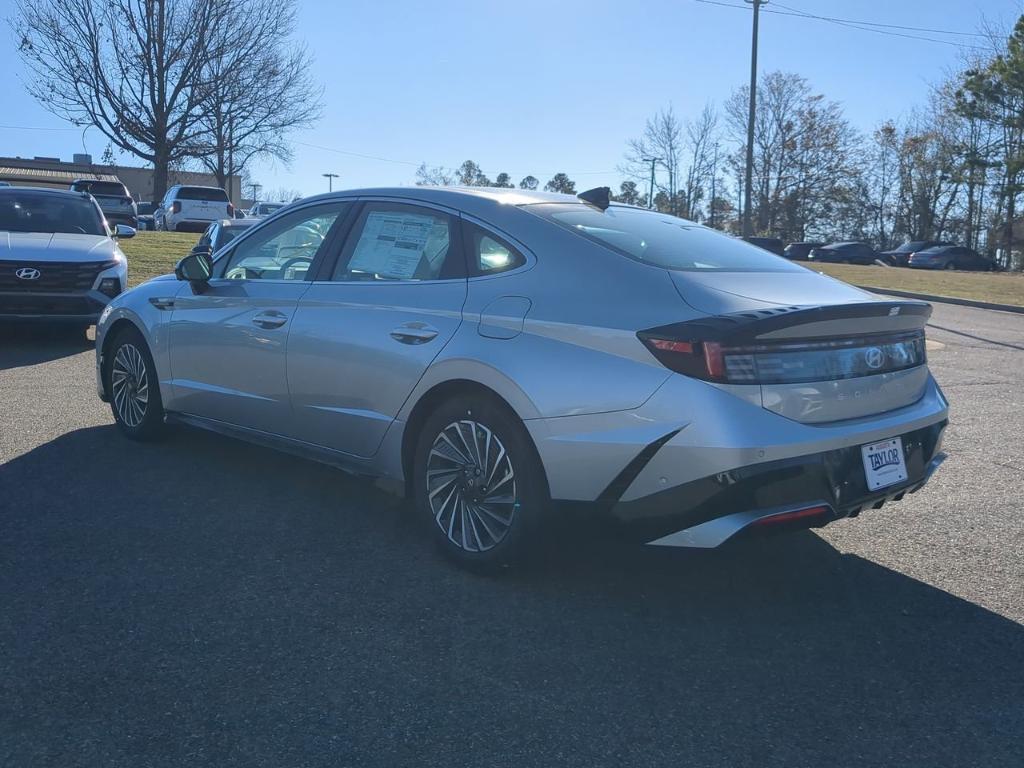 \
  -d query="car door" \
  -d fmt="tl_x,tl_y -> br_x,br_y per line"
167,200 -> 353,435
287,199 -> 468,457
